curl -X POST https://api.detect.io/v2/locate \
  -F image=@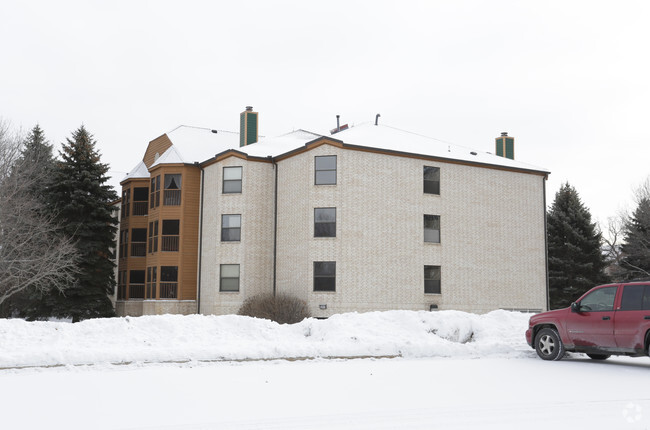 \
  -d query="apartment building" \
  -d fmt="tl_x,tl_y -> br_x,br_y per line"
117,108 -> 549,317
